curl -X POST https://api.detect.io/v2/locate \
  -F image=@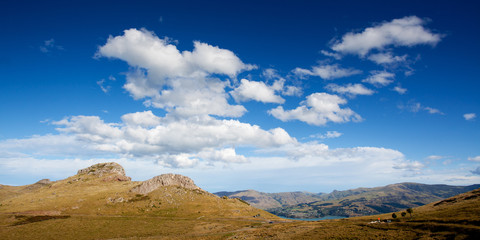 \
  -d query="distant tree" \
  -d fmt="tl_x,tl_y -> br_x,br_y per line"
407,208 -> 413,217
392,213 -> 397,219
401,212 -> 406,217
